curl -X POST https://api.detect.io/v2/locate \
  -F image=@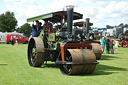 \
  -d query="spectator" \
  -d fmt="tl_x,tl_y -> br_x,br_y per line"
101,37 -> 105,53
110,39 -> 114,54
15,36 -> 18,46
29,35 -> 32,41
0,37 -> 1,44
115,39 -> 119,51
105,37 -> 110,54
11,36 -> 14,45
